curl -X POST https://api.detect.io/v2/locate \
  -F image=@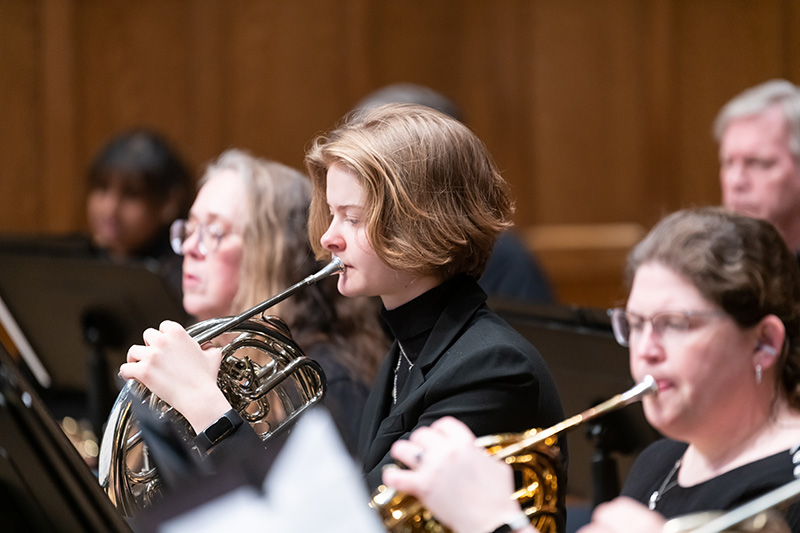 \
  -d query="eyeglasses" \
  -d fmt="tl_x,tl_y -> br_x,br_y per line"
169,219 -> 229,257
607,307 -> 727,347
